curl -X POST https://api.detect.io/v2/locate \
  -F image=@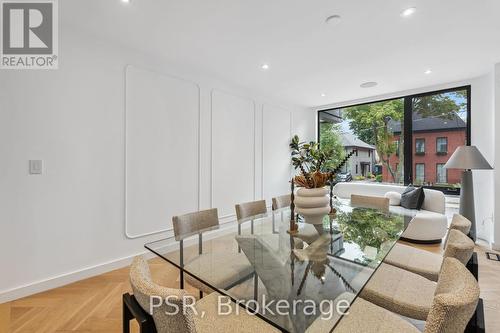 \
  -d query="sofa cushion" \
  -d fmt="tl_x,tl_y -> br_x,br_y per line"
400,186 -> 425,210
384,191 -> 402,206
